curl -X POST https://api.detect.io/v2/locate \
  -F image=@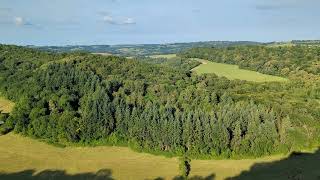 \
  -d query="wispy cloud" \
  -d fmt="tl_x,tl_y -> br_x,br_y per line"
103,16 -> 136,25
99,11 -> 136,25
102,15 -> 115,24
255,4 -> 284,11
14,16 -> 34,26
0,8 -> 38,28
122,17 -> 135,25
14,17 -> 24,26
